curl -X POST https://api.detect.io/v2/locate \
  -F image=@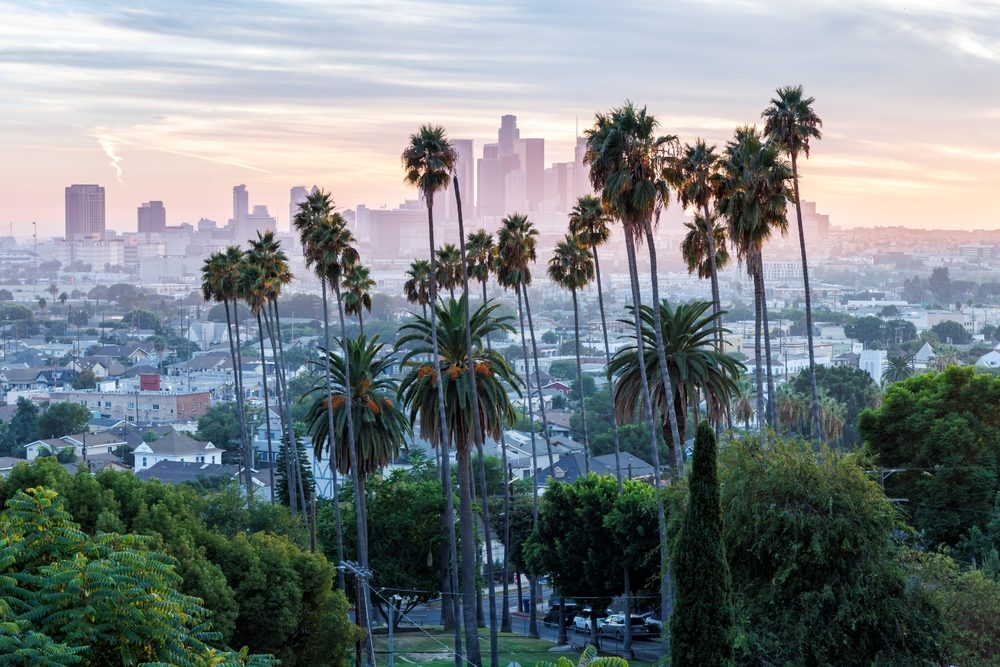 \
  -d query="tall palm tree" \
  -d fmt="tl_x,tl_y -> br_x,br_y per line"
679,215 -> 730,312
343,263 -> 375,336
246,232 -> 306,514
401,125 -> 464,658
451,174 -> 499,665
568,196 -> 625,486
714,126 -> 793,433
404,259 -> 432,319
670,140 -> 725,344
465,227 -> 514,634
493,219 -> 545,640
293,189 -> 357,594
398,298 -> 520,667
547,233 -> 595,471
610,301 -> 743,451
236,261 -> 276,503
731,376 -> 756,430
200,249 -> 252,495
882,354 -> 915,384
584,104 -> 680,653
763,85 -> 824,439
569,195 -> 633,655
435,243 -> 462,300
